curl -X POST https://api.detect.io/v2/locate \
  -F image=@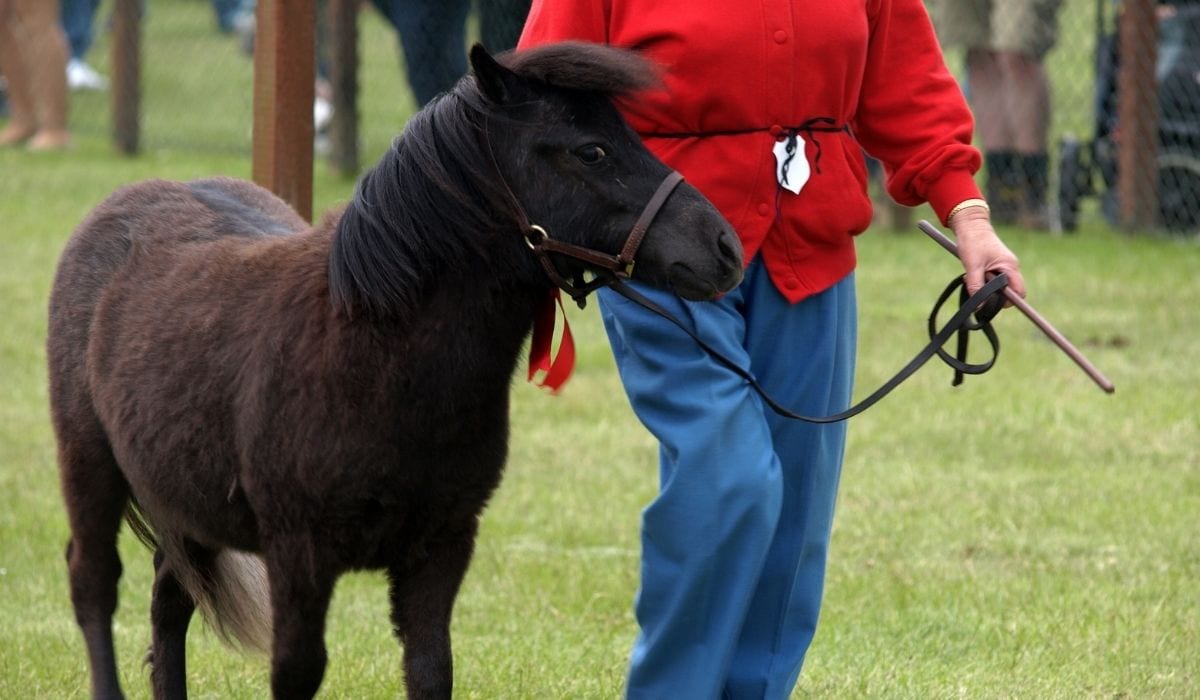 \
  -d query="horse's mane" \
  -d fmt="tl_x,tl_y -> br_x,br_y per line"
496,40 -> 660,95
327,42 -> 658,320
